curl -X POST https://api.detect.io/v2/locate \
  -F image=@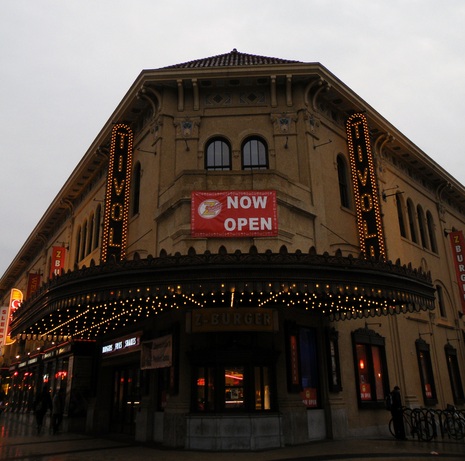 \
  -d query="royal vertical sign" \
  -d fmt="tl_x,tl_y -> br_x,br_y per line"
101,124 -> 133,263
449,231 -> 465,314
26,273 -> 41,298
49,246 -> 66,278
346,113 -> 386,260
